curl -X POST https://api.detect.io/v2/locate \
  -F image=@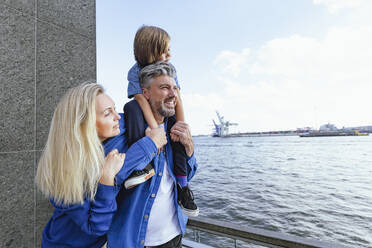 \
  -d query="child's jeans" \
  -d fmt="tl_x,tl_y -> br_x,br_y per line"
123,99 -> 188,177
